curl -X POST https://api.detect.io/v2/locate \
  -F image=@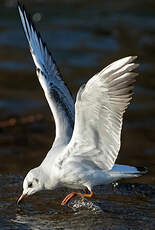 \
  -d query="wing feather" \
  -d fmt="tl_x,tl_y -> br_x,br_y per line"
67,56 -> 138,170
18,3 -> 75,146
